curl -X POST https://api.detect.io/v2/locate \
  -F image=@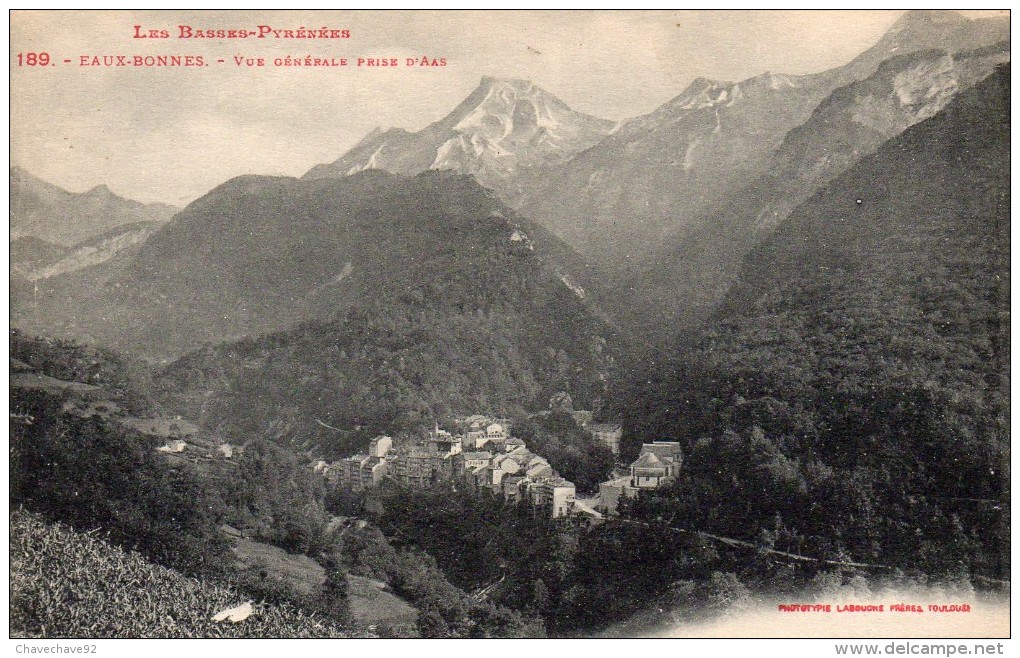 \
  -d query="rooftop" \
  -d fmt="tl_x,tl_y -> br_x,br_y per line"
631,451 -> 665,469
640,441 -> 683,463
